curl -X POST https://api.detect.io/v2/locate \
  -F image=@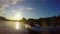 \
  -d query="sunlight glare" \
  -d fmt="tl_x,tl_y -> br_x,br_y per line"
12,12 -> 23,20
16,22 -> 20,30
